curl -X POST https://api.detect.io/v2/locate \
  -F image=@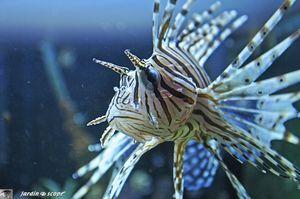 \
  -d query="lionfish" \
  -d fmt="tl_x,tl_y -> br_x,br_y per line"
72,0 -> 300,198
